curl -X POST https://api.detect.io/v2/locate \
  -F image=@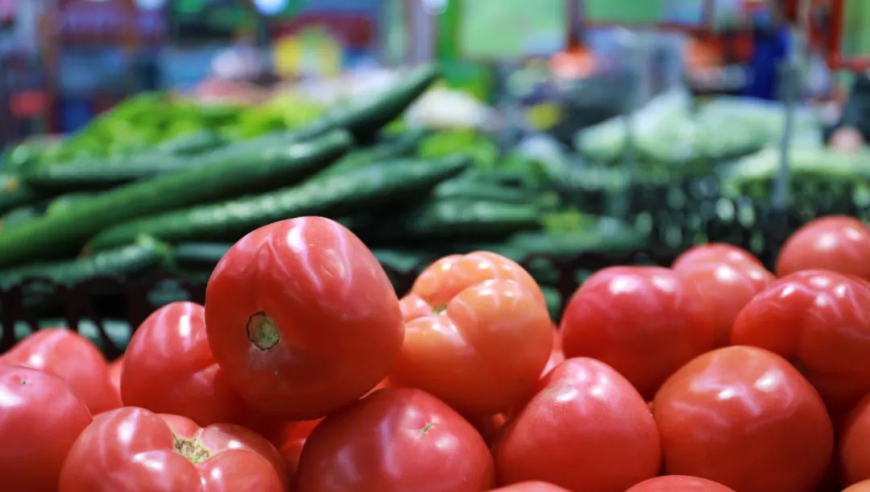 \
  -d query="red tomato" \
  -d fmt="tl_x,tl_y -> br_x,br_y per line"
0,364 -> 92,492
296,388 -> 495,492
672,243 -> 764,272
390,252 -> 553,416
777,216 -> 870,280
58,407 -> 288,492
489,482 -> 572,492
732,270 -> 870,415
844,481 -> 870,492
654,346 -> 833,492
560,266 -> 715,399
107,357 -> 122,402
838,393 -> 870,485
625,476 -> 737,492
205,217 -> 404,420
121,301 -> 253,427
495,358 -> 661,492
0,328 -> 121,414
678,259 -> 775,347
273,419 -> 322,485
